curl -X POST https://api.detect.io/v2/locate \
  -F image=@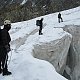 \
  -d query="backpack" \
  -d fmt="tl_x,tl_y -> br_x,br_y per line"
36,20 -> 40,26
58,13 -> 61,18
